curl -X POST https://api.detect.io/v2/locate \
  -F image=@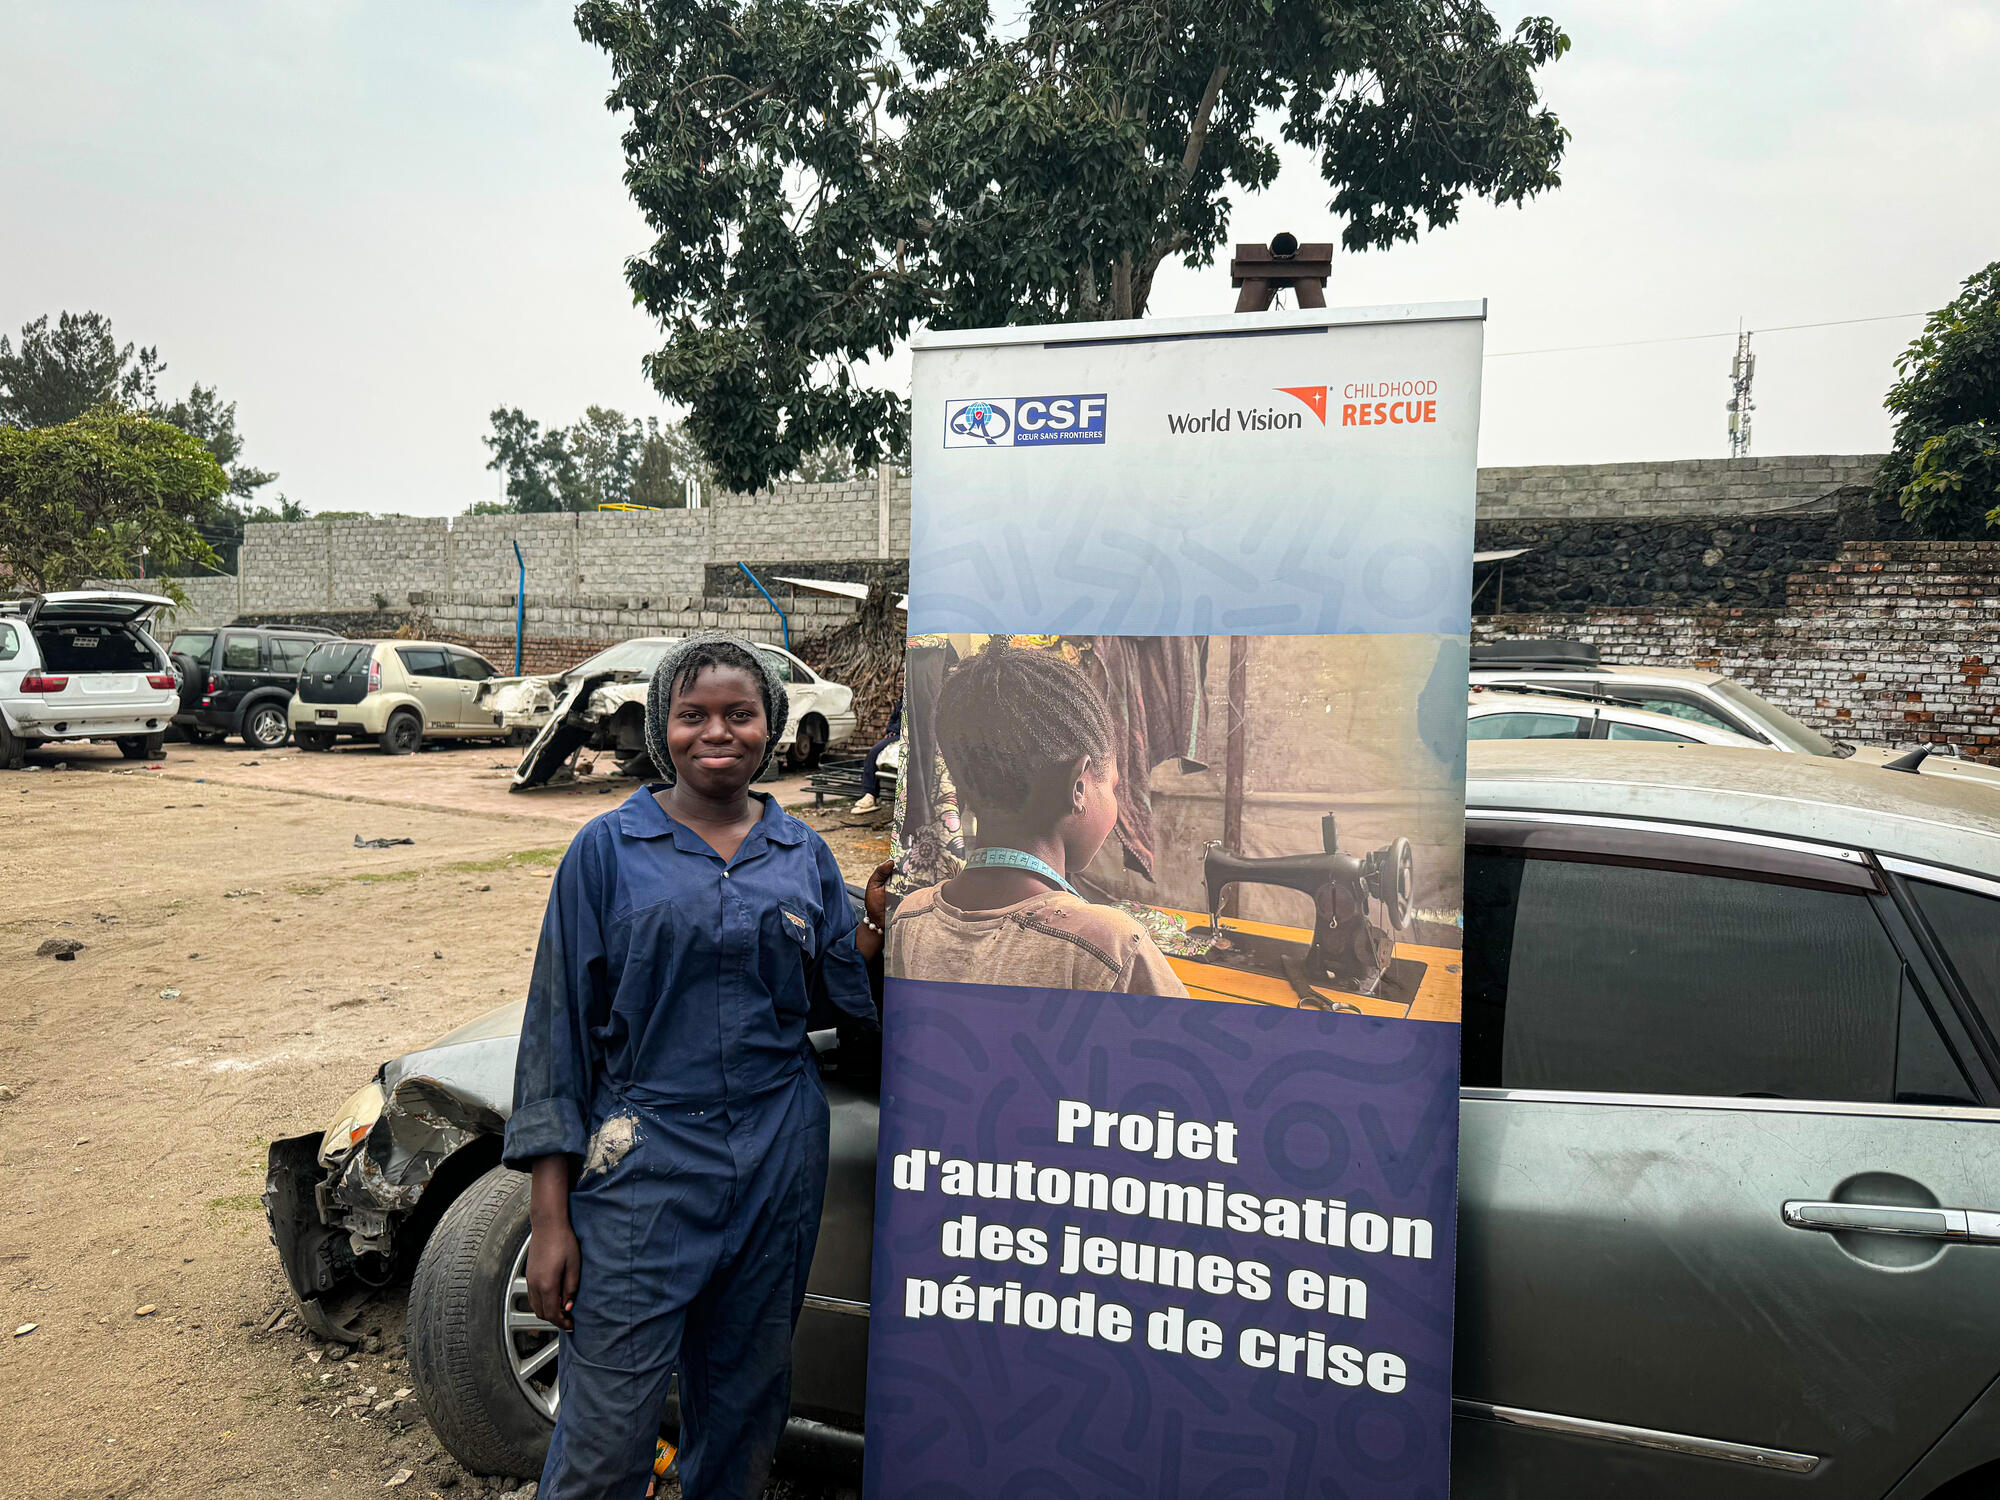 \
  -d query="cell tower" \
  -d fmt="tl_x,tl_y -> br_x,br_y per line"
1726,327 -> 1755,458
